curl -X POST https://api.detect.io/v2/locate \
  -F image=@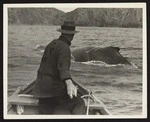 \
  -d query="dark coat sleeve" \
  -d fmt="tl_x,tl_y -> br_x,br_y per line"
57,44 -> 72,82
